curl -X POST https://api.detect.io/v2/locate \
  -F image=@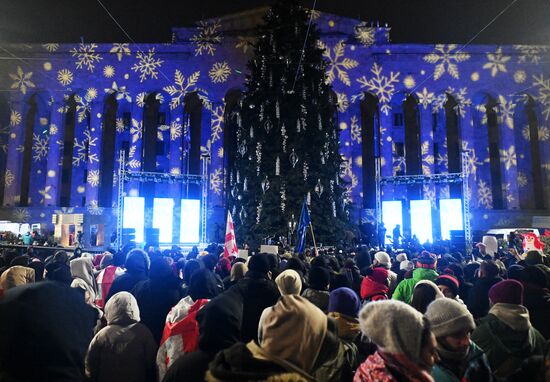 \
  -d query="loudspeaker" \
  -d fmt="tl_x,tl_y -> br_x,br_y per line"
450,230 -> 465,251
122,228 -> 136,246
145,228 -> 160,247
